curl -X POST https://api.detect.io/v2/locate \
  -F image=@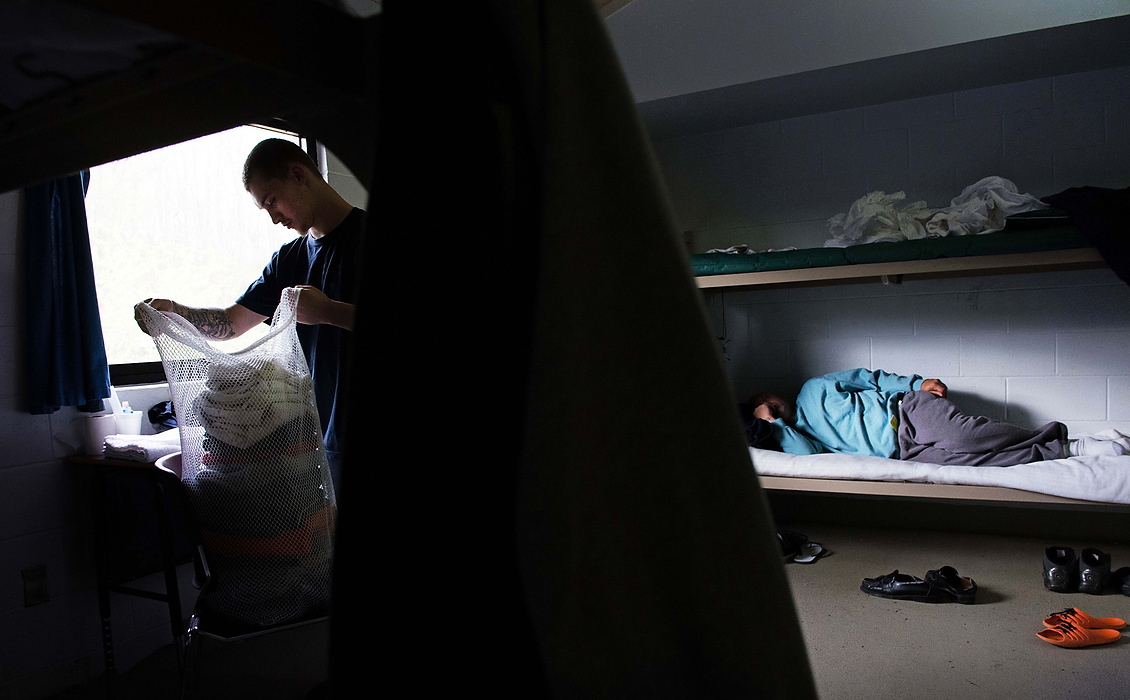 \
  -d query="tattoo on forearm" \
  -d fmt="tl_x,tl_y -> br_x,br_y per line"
176,305 -> 236,340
